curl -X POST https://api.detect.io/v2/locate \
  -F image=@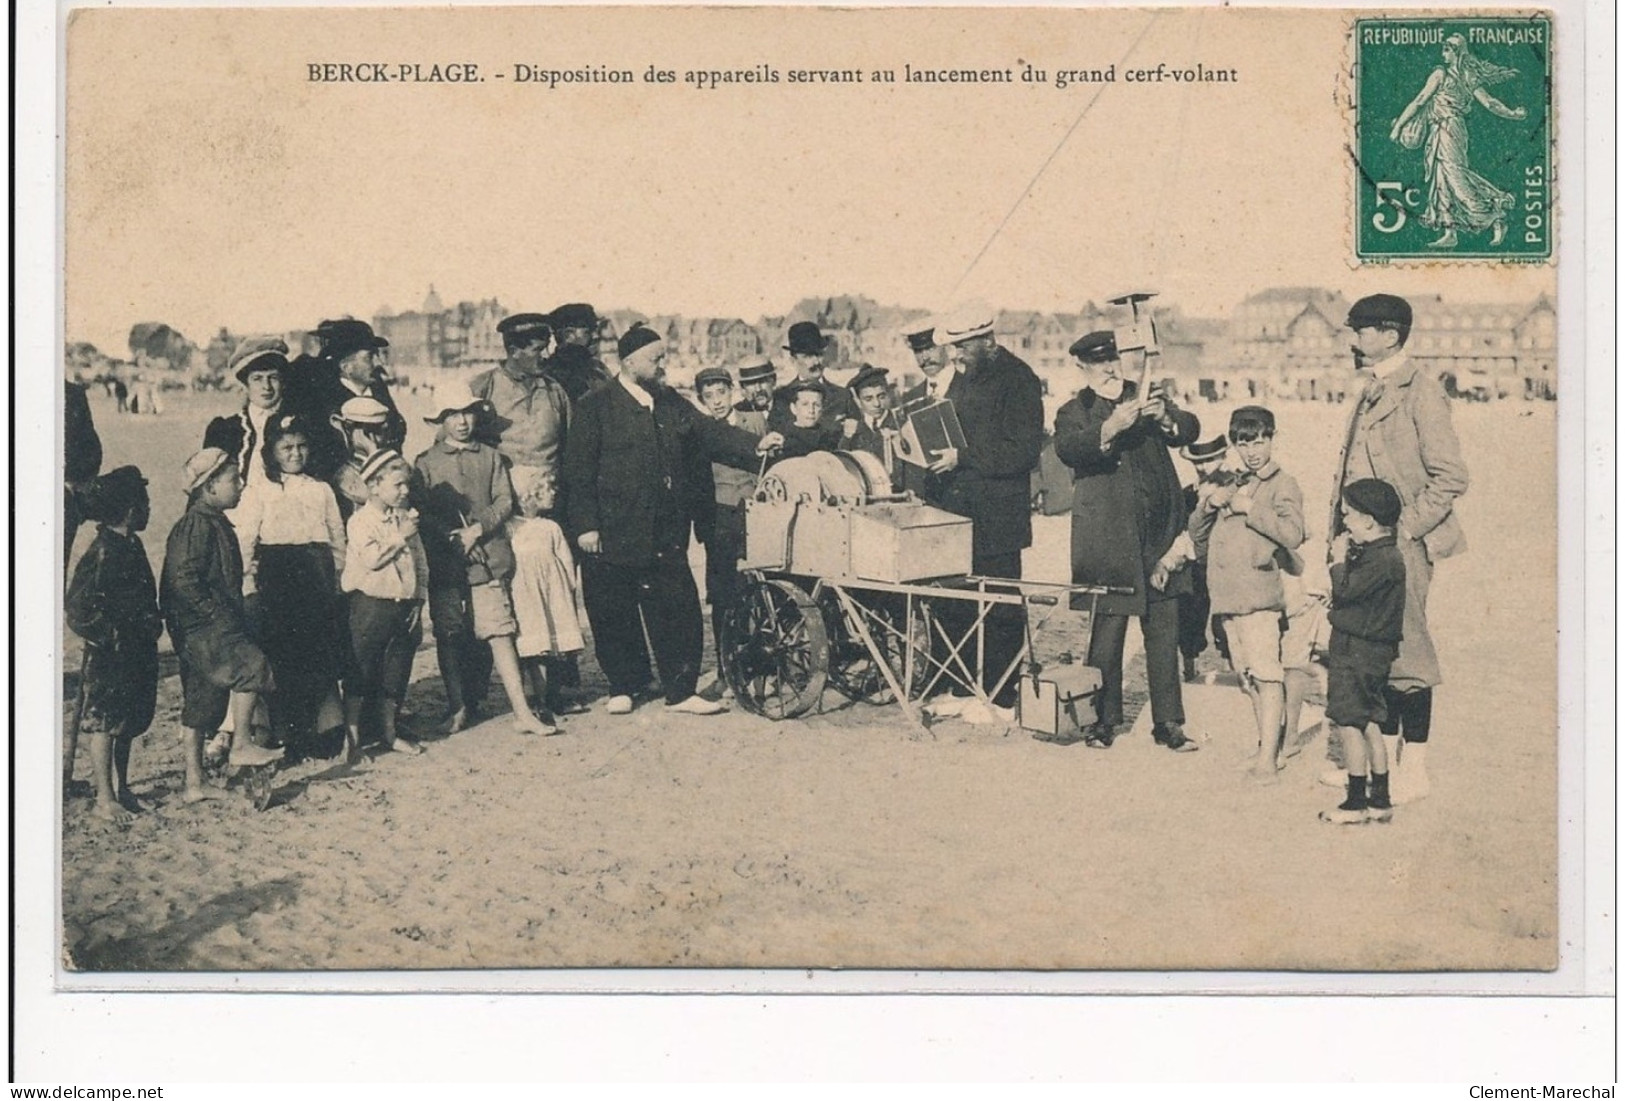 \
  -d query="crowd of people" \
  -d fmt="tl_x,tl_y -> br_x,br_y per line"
63,293 -> 1469,827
